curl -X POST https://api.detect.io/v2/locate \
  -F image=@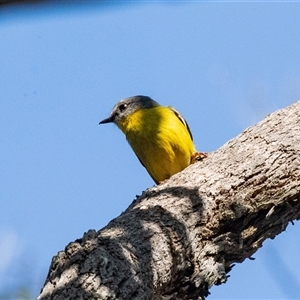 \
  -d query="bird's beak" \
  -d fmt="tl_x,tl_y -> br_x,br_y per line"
99,116 -> 113,124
